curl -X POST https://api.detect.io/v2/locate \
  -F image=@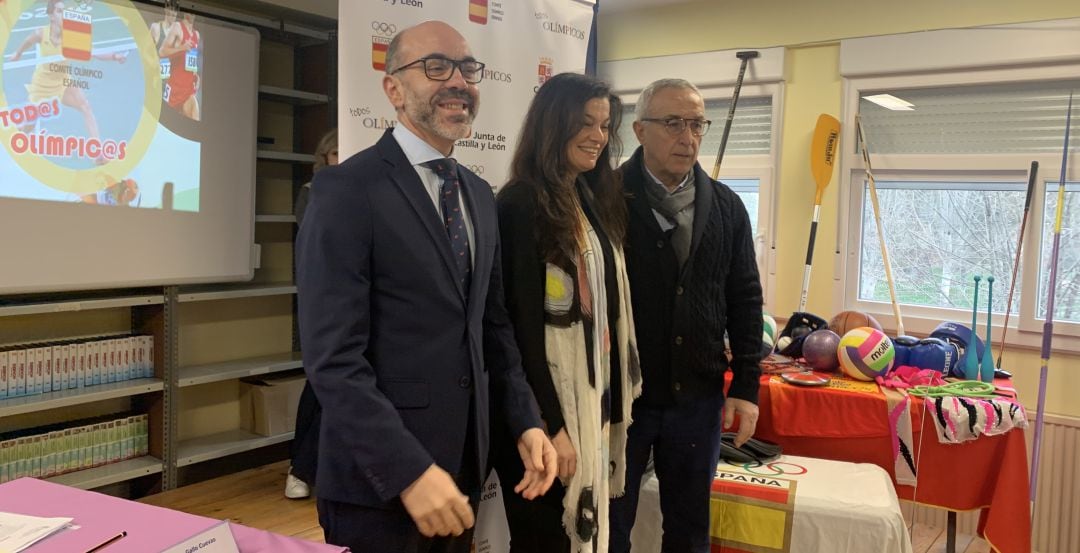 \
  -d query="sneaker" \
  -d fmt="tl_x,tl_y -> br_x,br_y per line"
285,470 -> 310,499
